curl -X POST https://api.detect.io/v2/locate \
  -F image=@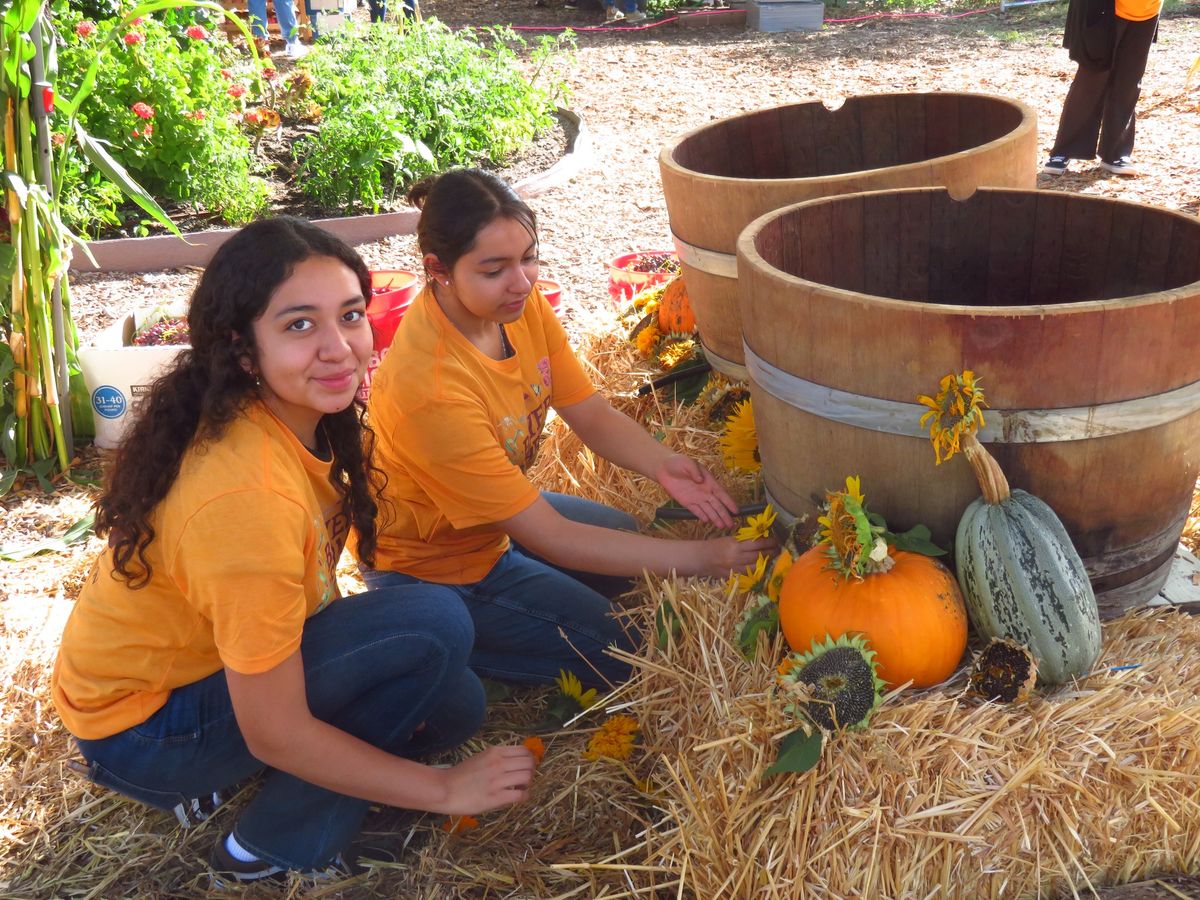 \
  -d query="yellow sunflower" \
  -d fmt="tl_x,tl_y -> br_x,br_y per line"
720,398 -> 760,473
764,549 -> 794,602
736,504 -> 777,542
657,338 -> 697,370
583,714 -> 640,762
917,371 -> 988,464
729,553 -> 769,594
555,669 -> 598,711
